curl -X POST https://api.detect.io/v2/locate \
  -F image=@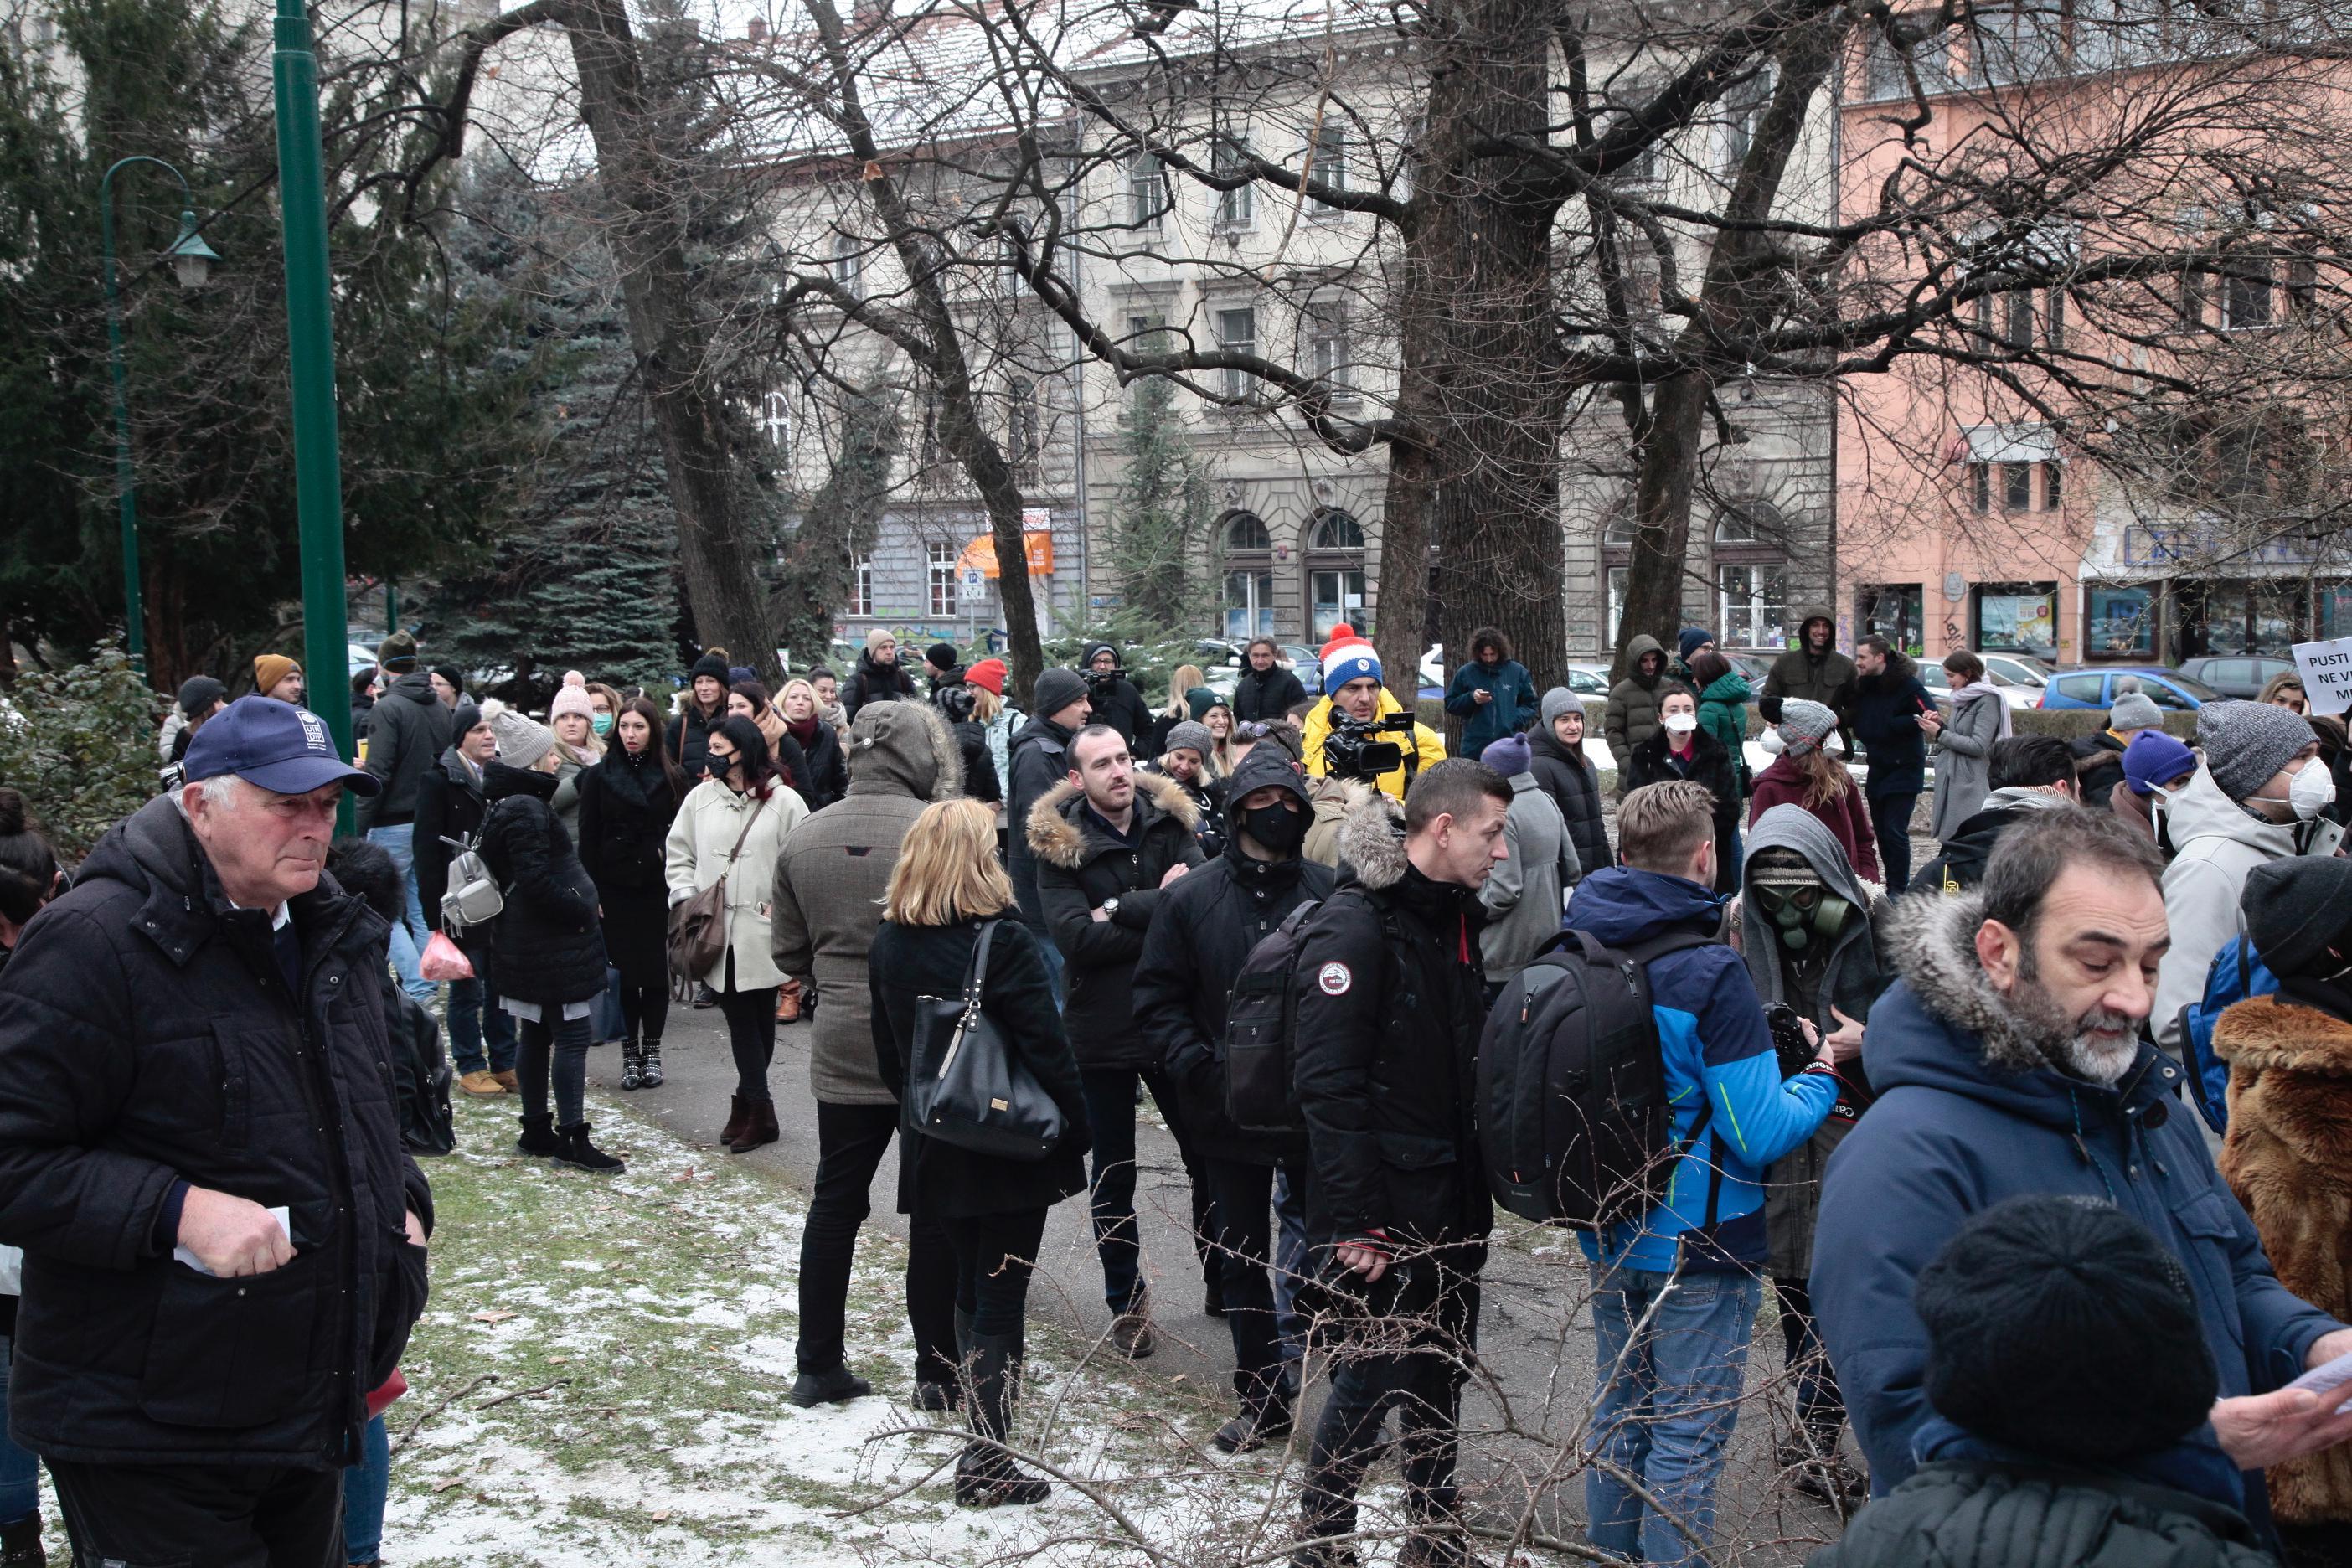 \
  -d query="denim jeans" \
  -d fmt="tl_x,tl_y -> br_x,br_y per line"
1034,927 -> 1066,1013
515,1011 -> 592,1126
445,944 -> 518,1077
1585,1263 -> 1763,1568
1869,792 -> 1918,895
0,1333 -> 37,1524
342,1414 -> 389,1564
1272,1165 -> 1308,1366
366,823 -> 438,1005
